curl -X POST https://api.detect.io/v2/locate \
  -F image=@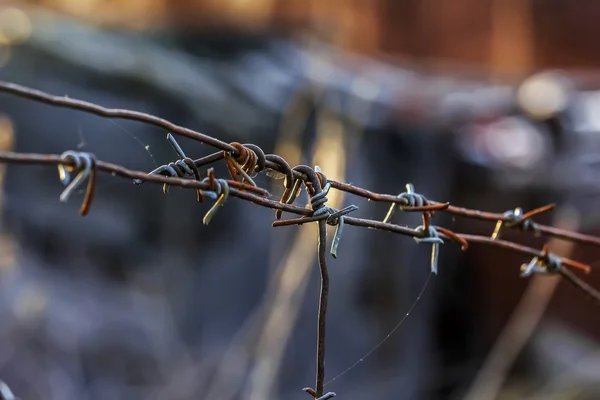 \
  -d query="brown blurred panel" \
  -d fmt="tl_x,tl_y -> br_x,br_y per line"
20,0 -> 600,70
533,0 -> 600,69
490,0 -> 534,77
380,0 -> 492,65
